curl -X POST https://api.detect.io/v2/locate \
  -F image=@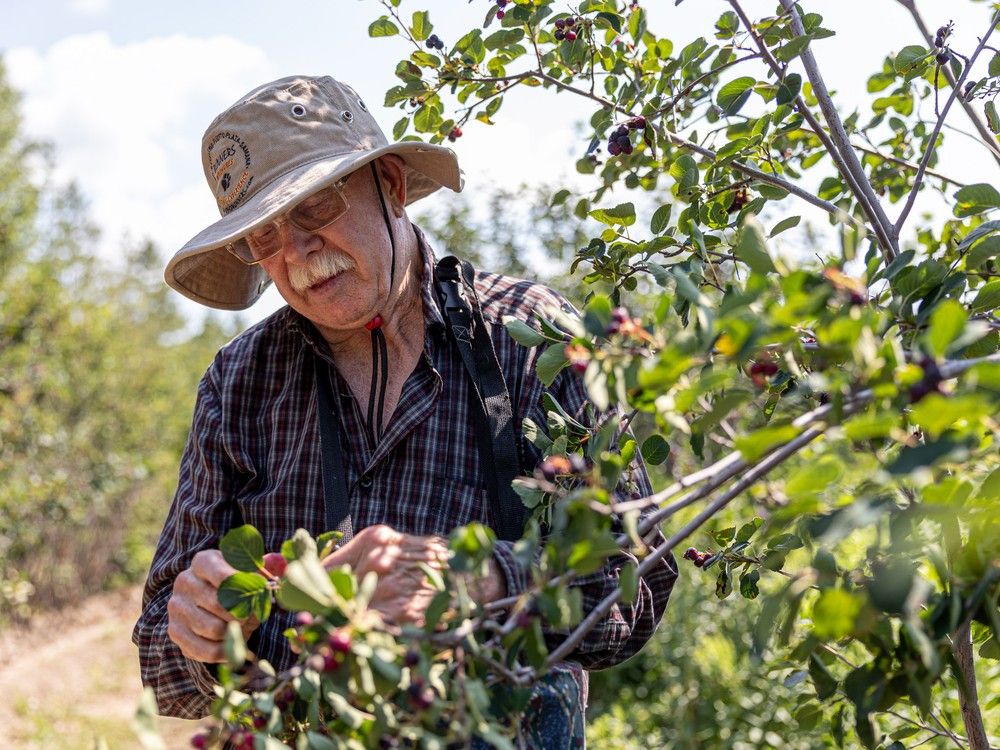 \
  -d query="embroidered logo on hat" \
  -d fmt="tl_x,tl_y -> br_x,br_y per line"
207,131 -> 254,214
